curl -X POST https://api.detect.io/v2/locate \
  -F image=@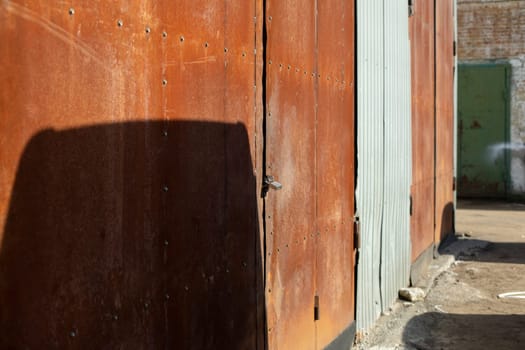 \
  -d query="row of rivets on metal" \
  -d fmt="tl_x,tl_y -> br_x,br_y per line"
268,60 -> 353,87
